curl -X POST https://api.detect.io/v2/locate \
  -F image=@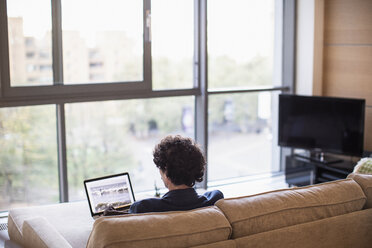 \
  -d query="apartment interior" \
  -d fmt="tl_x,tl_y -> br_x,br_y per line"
0,0 -> 372,247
